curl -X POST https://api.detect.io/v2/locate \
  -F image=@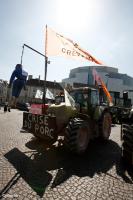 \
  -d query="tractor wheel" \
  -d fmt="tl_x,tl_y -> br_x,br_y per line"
98,112 -> 112,140
121,124 -> 133,165
64,118 -> 90,154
